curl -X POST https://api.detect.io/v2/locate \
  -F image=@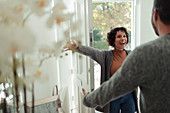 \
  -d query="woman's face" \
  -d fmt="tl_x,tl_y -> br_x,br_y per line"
114,30 -> 127,50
